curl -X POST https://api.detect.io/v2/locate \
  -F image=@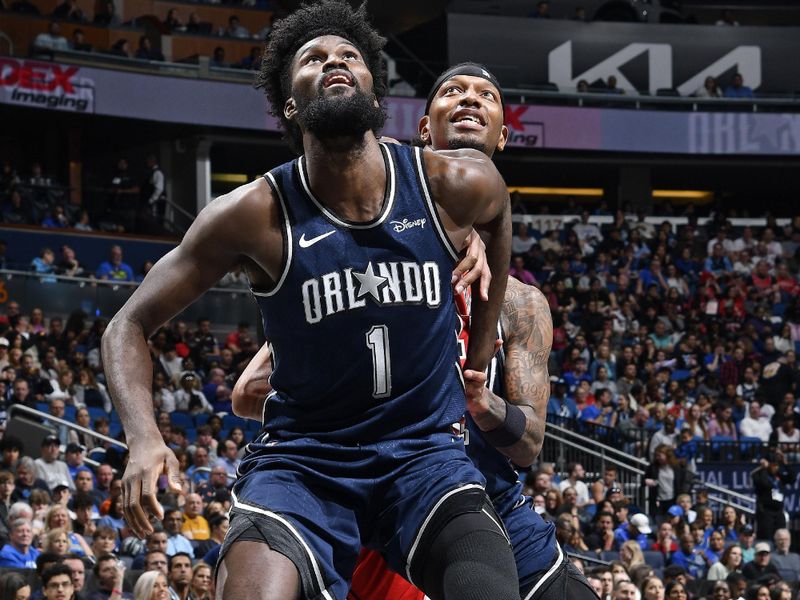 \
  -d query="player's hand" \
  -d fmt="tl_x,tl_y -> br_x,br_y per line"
463,369 -> 491,417
122,438 -> 182,538
453,229 -> 490,299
